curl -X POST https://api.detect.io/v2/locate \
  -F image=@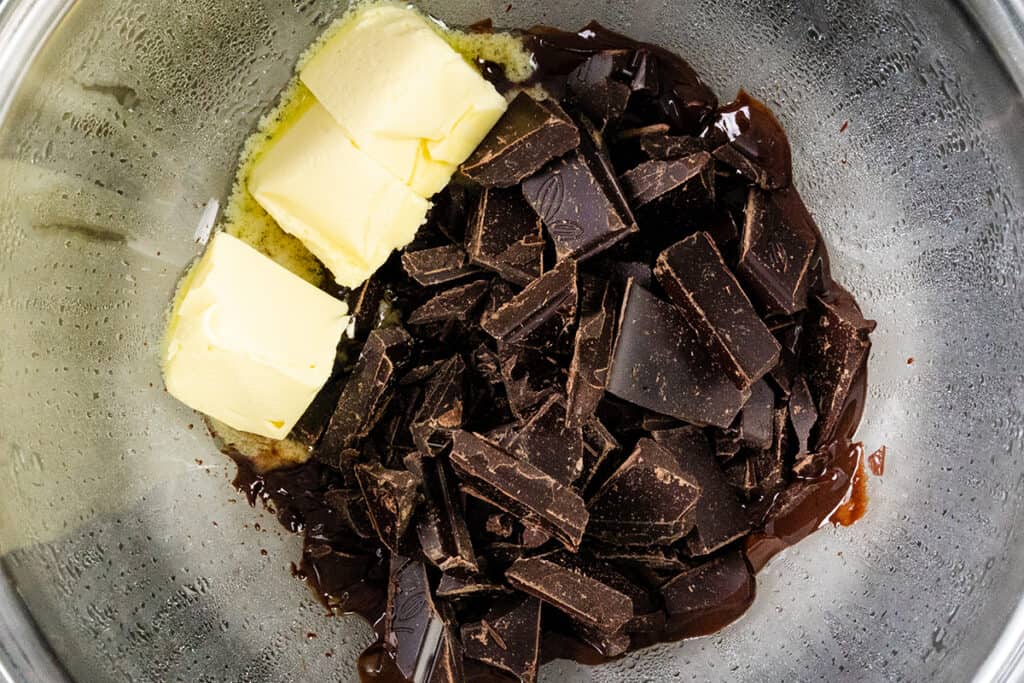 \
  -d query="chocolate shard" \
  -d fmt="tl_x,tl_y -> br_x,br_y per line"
324,488 -> 377,540
385,556 -> 464,683
591,544 -> 689,572
621,152 -> 715,209
498,346 -> 566,420
739,379 -> 776,450
522,119 -> 638,263
481,260 -> 578,348
290,375 -> 345,448
461,92 -> 581,188
607,280 -> 751,428
407,280 -> 490,326
751,408 -> 790,496
521,526 -> 552,549
450,431 -> 589,550
788,374 -> 818,455
713,426 -> 744,463
349,275 -> 386,340
399,359 -> 446,386
405,453 -> 478,574
436,573 -> 510,599
660,550 -> 755,627
462,596 -> 543,683
655,232 -> 781,388
401,245 -> 478,287
587,438 -> 701,546
573,622 -> 632,658
738,188 -> 819,316
410,355 -> 465,455
353,463 -> 421,552
504,395 -> 584,488
567,50 -> 633,128
708,90 -> 792,190
466,188 -> 545,287
724,455 -> 759,500
319,328 -> 413,467
578,416 -> 620,495
650,426 -> 752,556
566,283 -> 617,427
802,288 -> 874,448
505,555 -> 634,633
640,133 -> 705,160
